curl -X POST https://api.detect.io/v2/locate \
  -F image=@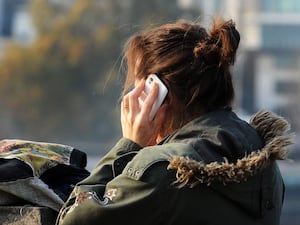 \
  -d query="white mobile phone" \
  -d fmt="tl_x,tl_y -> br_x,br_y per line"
139,74 -> 168,120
